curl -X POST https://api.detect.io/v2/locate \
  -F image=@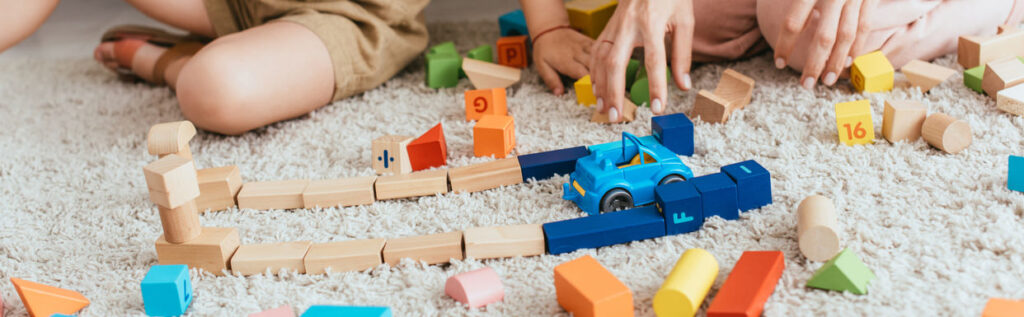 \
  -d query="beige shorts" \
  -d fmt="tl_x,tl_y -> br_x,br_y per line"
203,0 -> 430,101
